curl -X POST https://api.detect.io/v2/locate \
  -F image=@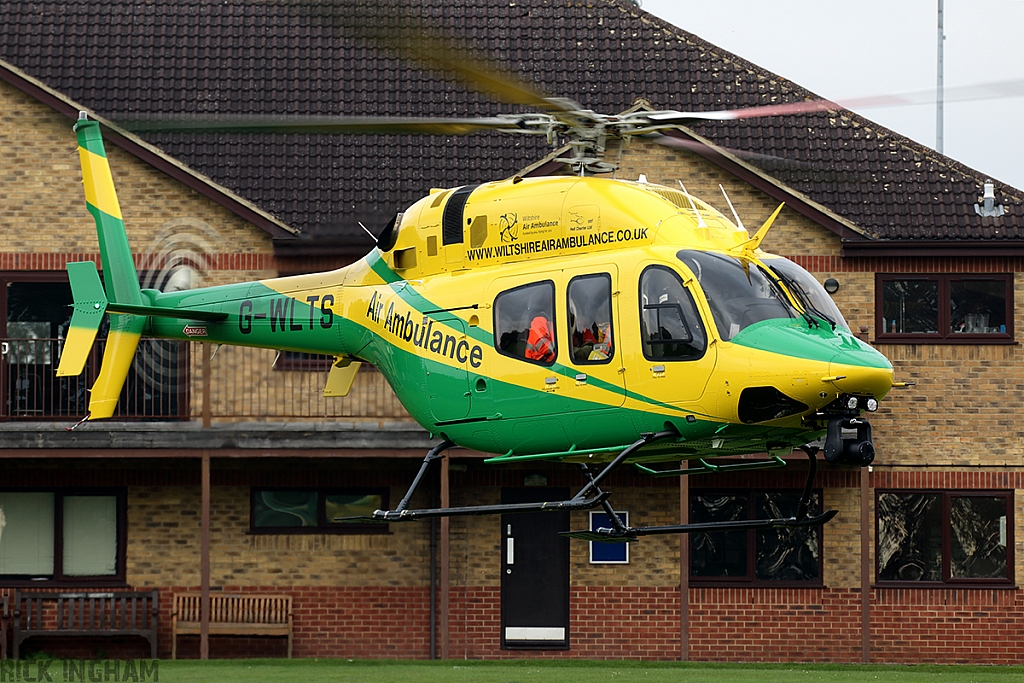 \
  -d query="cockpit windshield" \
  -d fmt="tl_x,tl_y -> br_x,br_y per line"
762,256 -> 849,331
676,250 -> 796,341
